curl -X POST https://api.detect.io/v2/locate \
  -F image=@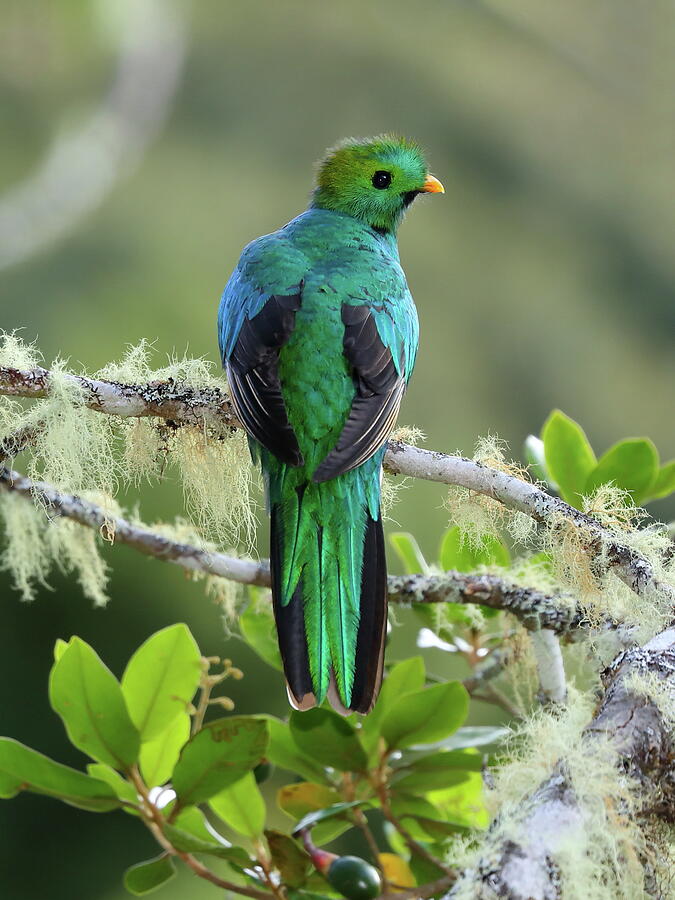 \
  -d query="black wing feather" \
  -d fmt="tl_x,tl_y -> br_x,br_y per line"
313,304 -> 405,483
226,293 -> 304,467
